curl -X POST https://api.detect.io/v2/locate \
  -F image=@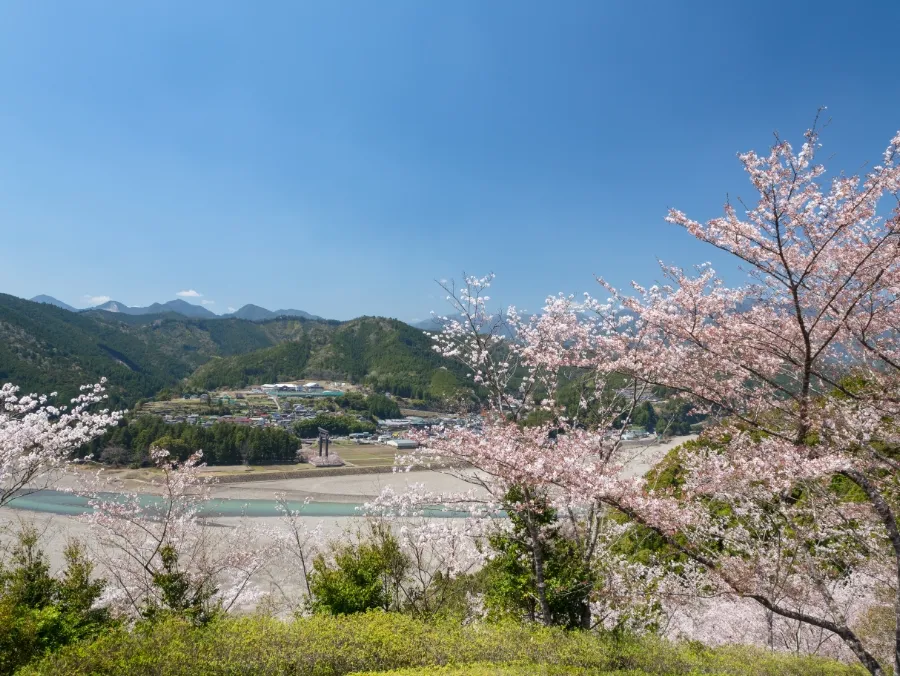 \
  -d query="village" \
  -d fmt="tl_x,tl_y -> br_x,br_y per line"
144,379 -> 485,451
